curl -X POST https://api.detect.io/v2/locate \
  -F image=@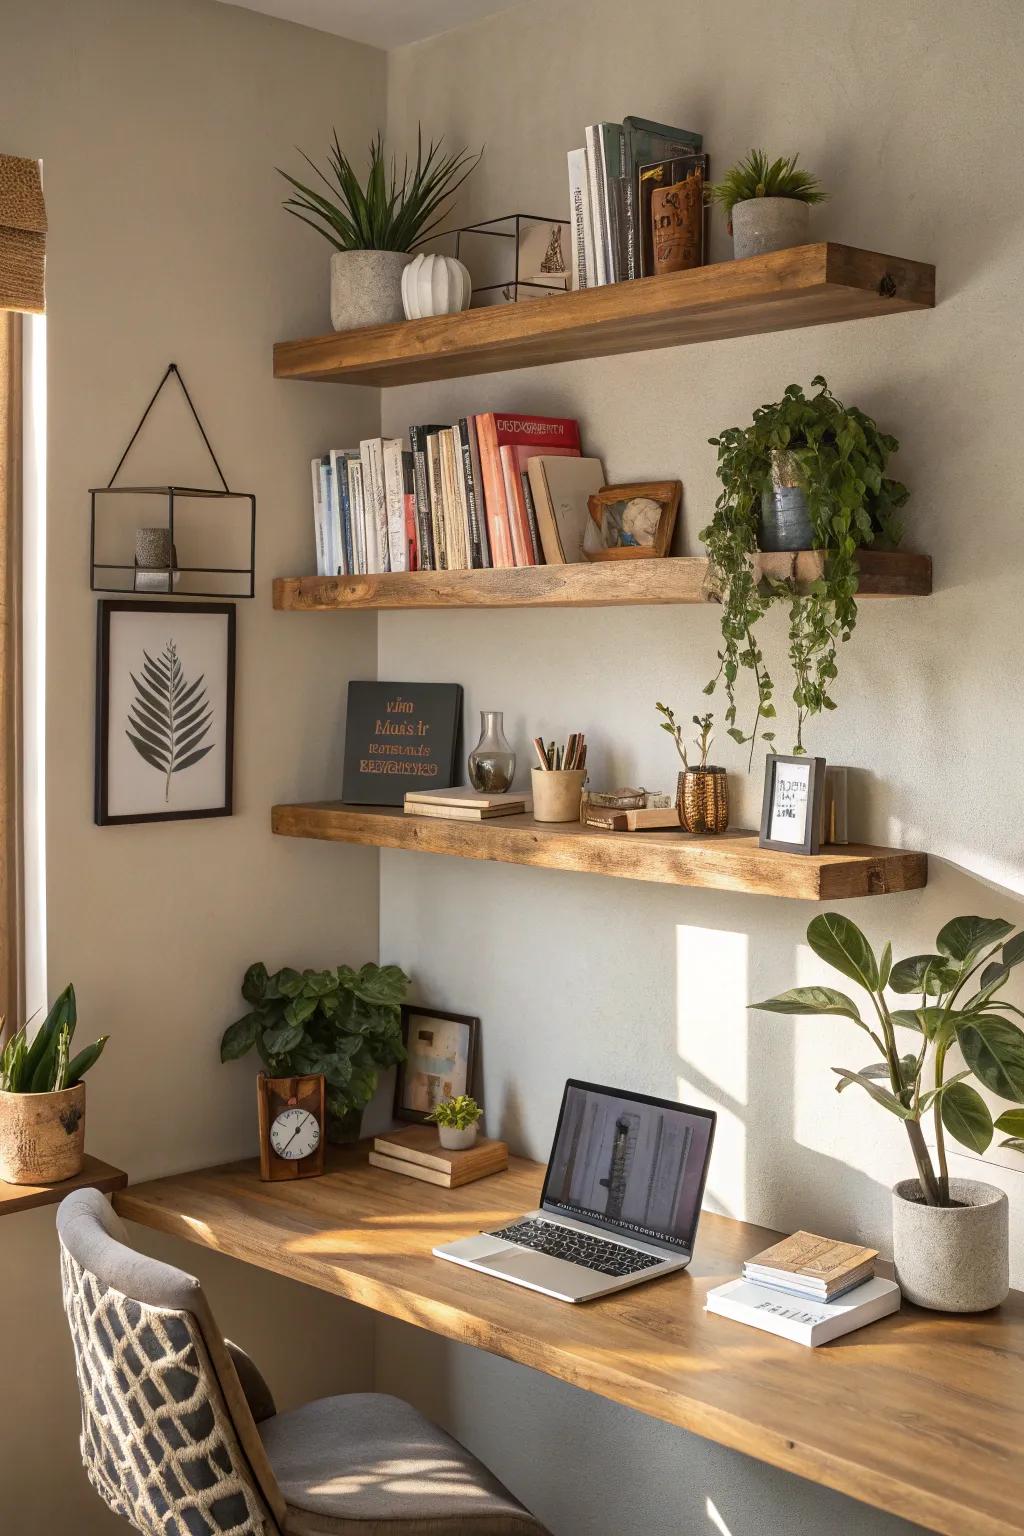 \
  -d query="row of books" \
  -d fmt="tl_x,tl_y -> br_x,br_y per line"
311,414 -> 601,575
567,116 -> 706,287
